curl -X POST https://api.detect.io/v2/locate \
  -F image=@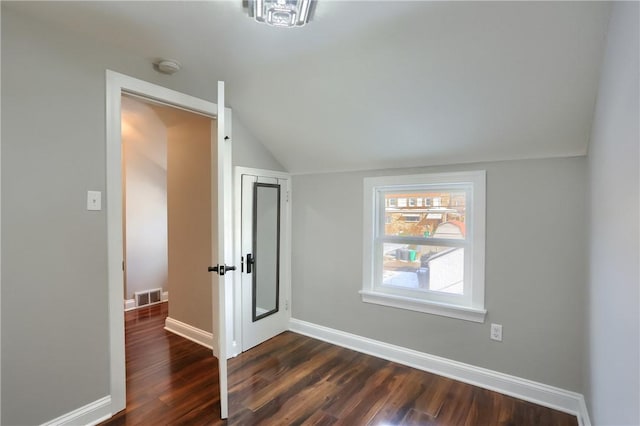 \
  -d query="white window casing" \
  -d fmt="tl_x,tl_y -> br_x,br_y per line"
361,171 -> 487,323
